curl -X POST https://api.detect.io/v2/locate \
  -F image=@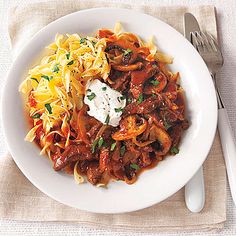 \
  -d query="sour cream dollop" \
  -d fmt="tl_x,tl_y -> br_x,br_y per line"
84,79 -> 126,127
